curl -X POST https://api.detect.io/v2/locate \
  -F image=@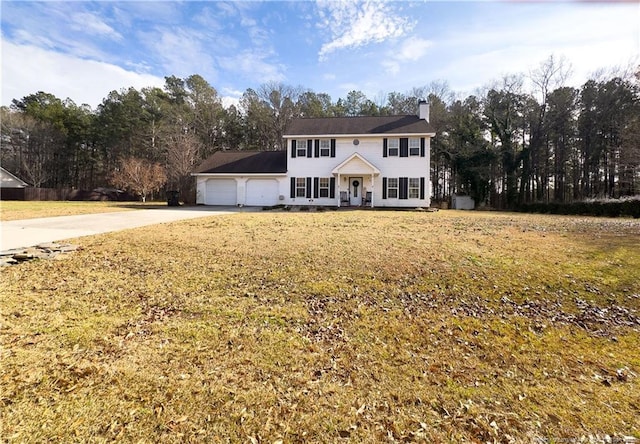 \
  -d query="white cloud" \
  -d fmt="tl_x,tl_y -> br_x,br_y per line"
139,27 -> 219,81
218,49 -> 285,85
382,37 -> 433,74
71,12 -> 122,40
1,41 -> 165,109
317,0 -> 413,60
